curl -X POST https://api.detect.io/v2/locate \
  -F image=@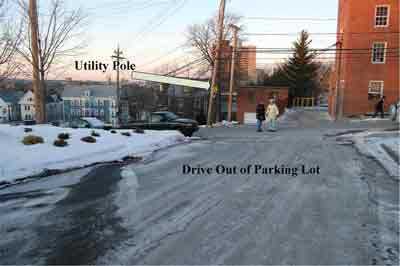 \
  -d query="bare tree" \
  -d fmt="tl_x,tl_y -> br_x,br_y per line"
17,0 -> 87,87
186,12 -> 243,67
0,0 -> 22,82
